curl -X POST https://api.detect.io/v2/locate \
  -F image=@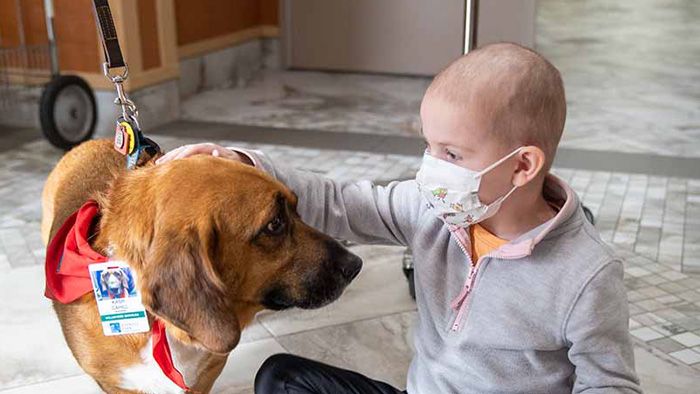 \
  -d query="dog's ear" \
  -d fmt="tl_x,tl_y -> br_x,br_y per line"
119,269 -> 129,290
100,273 -> 108,292
137,225 -> 241,354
